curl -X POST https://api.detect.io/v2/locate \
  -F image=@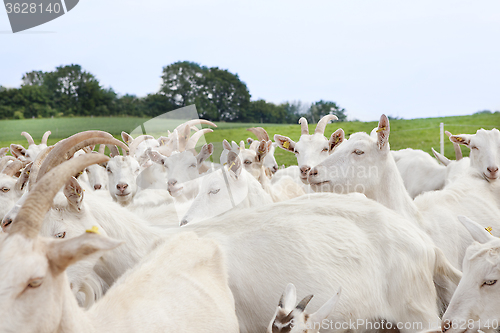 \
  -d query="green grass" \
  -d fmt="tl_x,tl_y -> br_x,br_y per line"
1,113 -> 499,166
